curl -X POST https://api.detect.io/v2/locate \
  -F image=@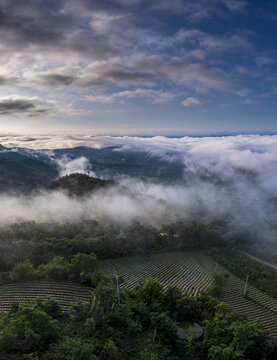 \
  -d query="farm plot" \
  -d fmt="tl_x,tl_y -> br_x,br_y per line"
199,255 -> 277,339
220,285 -> 277,338
0,281 -> 92,312
101,252 -> 277,338
199,255 -> 277,312
100,253 -> 213,296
